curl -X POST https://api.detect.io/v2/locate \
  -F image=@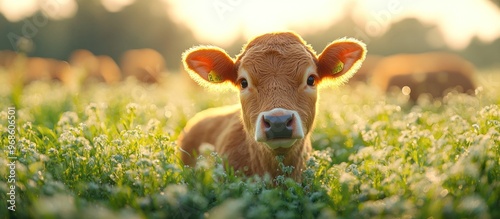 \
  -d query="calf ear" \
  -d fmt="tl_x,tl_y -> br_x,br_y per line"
182,46 -> 237,90
317,38 -> 366,86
